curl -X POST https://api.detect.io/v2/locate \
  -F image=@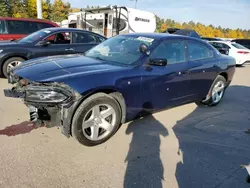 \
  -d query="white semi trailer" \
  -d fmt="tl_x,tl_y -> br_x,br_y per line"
64,5 -> 156,38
